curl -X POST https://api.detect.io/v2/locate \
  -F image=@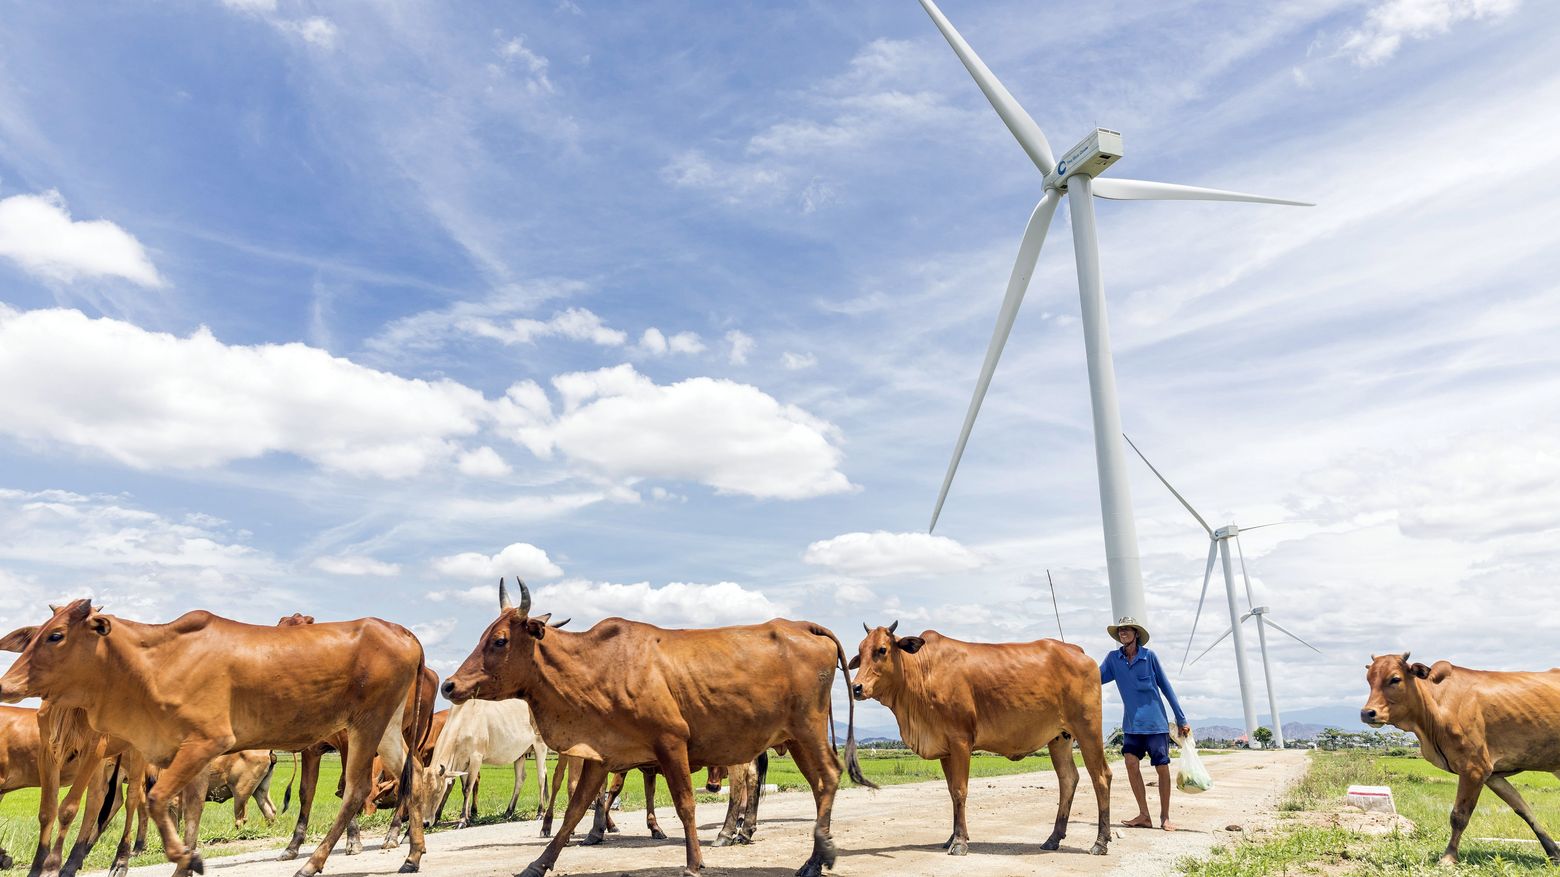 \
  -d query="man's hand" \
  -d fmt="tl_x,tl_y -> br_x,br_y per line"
1177,724 -> 1192,741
